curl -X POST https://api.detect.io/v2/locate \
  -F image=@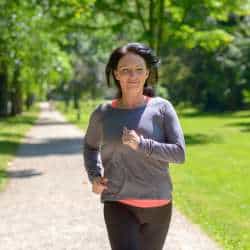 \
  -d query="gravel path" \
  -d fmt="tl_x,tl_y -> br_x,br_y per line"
0,102 -> 222,250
